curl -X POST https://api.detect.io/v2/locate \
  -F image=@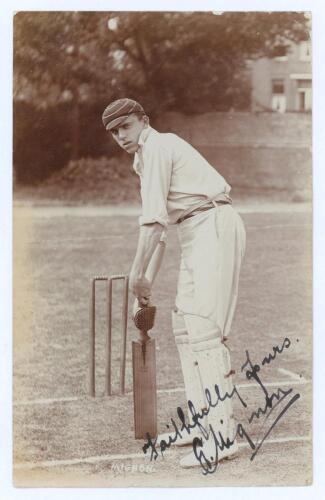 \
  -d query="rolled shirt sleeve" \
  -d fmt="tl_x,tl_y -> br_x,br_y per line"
139,143 -> 172,227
